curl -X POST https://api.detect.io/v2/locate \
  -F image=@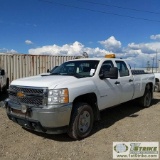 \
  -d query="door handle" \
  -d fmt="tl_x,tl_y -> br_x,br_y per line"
115,81 -> 120,85
129,79 -> 133,82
